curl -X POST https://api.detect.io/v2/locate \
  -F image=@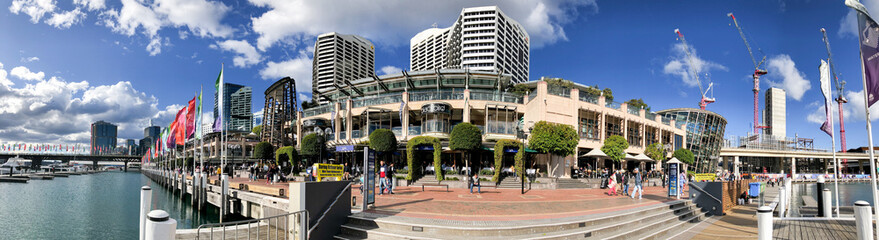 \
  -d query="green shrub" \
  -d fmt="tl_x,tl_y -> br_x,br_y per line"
446,177 -> 459,181
479,169 -> 494,176
396,168 -> 409,174
444,169 -> 457,176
